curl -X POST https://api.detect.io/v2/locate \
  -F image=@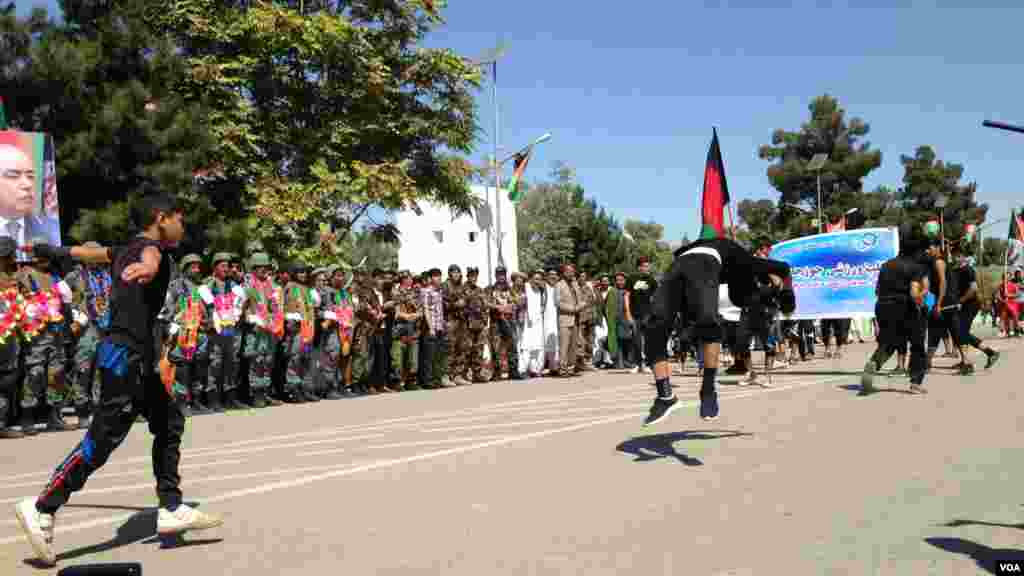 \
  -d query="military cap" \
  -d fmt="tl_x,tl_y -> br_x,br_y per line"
212,252 -> 233,266
228,252 -> 241,262
448,264 -> 461,273
312,267 -> 326,277
466,266 -> 479,275
0,237 -> 17,259
180,254 -> 203,268
248,253 -> 272,268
